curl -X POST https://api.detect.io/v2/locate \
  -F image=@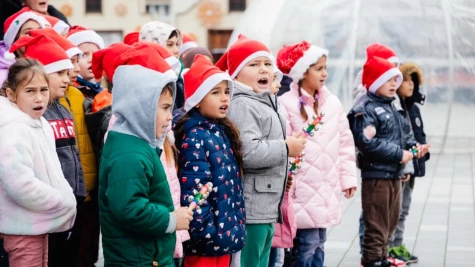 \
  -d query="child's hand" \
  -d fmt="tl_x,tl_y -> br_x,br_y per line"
285,175 -> 293,192
400,150 -> 414,164
402,174 -> 411,182
286,132 -> 307,157
174,207 -> 193,231
343,187 -> 356,199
